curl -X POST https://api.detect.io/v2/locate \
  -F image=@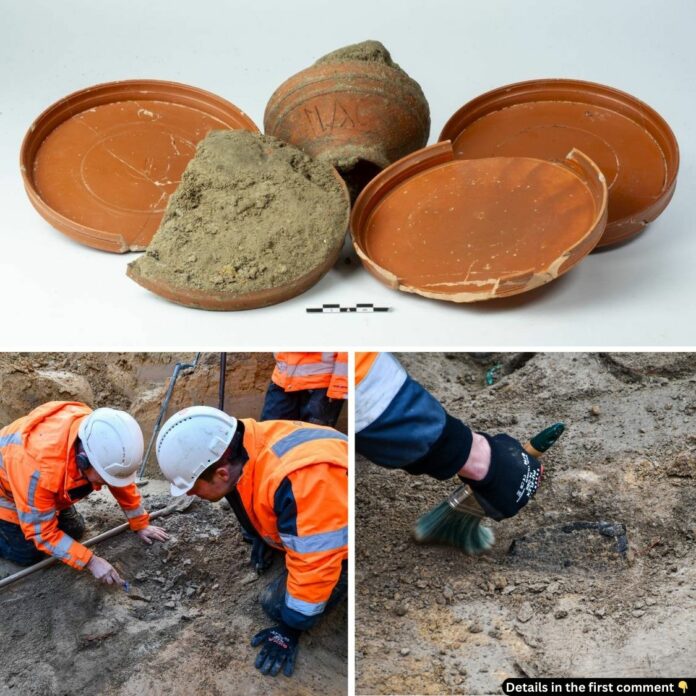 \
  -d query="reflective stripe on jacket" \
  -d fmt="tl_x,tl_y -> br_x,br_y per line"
355,353 -> 473,480
236,418 -> 348,630
0,402 -> 150,569
272,352 -> 348,399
